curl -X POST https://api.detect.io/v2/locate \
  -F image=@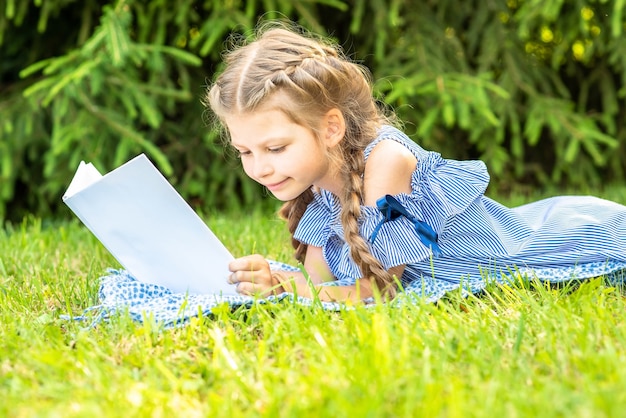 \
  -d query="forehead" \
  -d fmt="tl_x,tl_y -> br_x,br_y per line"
225,108 -> 307,146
